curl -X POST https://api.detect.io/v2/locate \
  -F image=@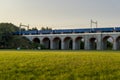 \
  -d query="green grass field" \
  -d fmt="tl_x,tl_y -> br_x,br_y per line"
0,50 -> 120,80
